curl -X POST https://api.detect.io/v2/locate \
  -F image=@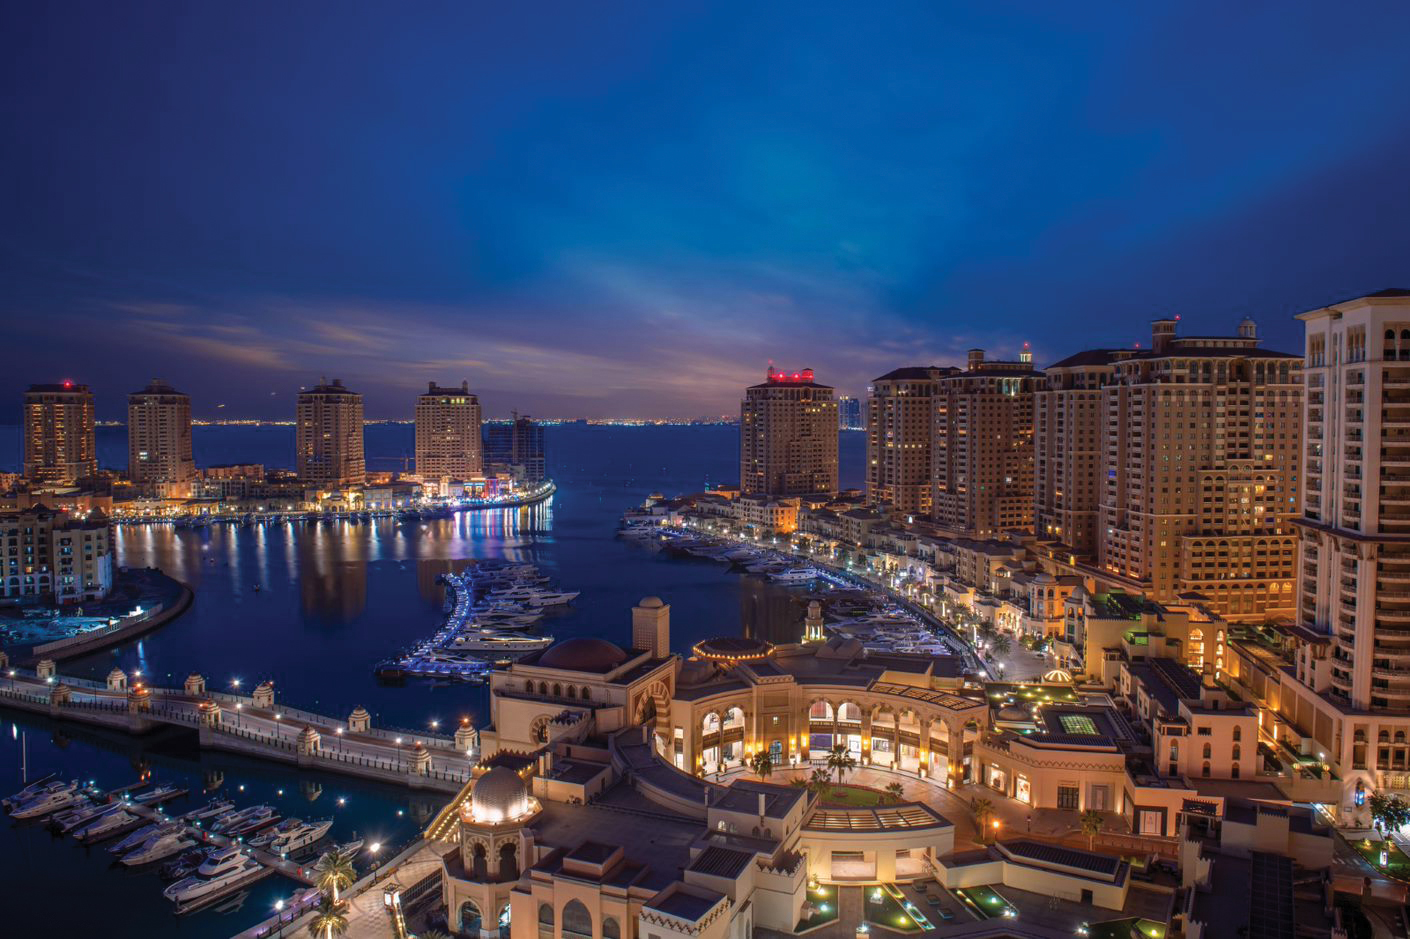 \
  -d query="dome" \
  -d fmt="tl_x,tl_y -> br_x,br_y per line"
692,636 -> 772,662
470,767 -> 530,823
638,596 -> 665,609
538,637 -> 629,672
997,705 -> 1030,722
